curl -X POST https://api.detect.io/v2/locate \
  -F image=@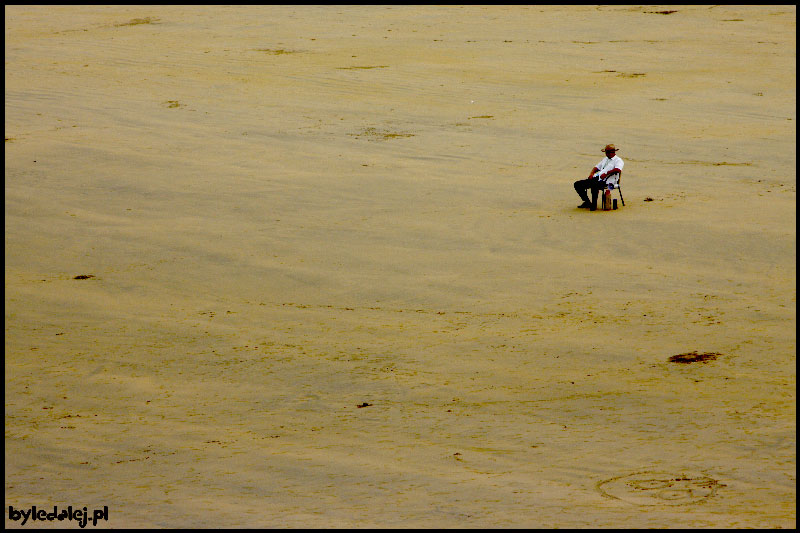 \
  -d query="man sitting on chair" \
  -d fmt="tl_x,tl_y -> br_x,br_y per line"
574,144 -> 624,210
